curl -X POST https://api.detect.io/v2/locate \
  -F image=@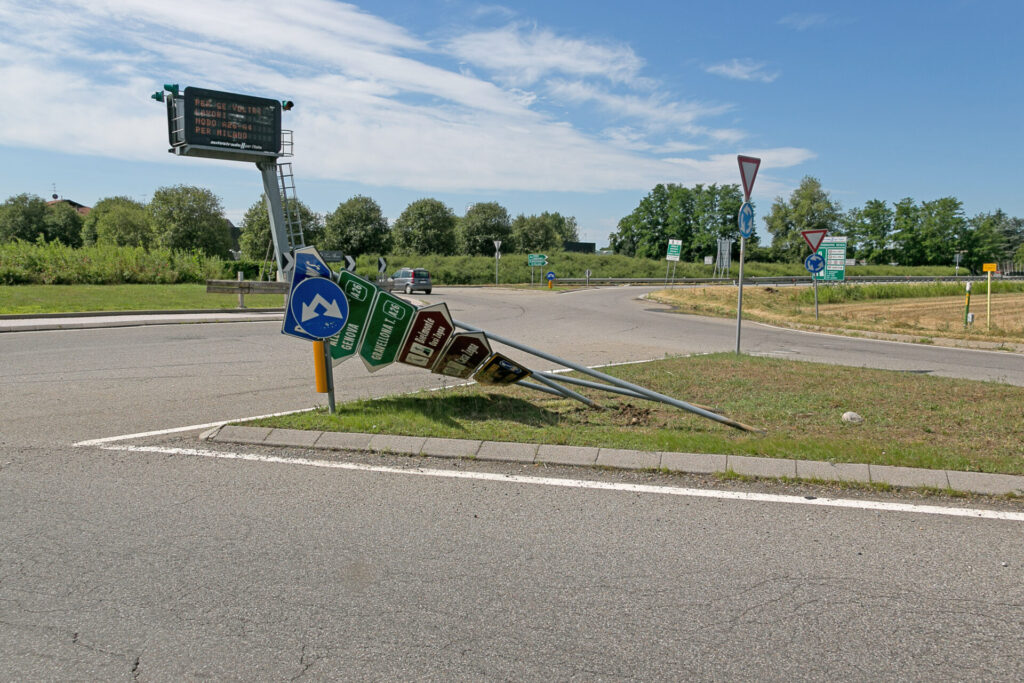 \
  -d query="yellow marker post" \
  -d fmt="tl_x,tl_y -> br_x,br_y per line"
313,341 -> 328,391
963,282 -> 972,327
982,263 -> 997,330
312,340 -> 336,412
